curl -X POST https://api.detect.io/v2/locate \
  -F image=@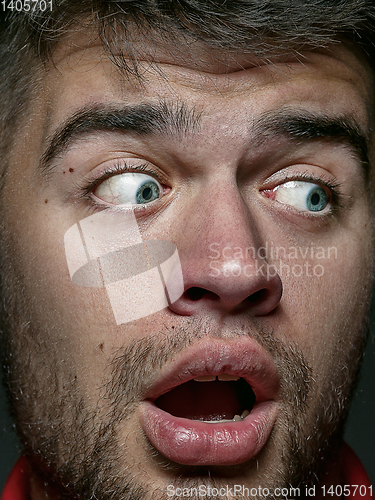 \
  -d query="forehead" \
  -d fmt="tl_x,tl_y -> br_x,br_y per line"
41,41 -> 373,143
